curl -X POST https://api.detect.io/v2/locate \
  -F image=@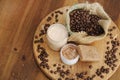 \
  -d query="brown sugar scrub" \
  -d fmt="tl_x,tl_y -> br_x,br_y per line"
60,44 -> 79,65
67,2 -> 111,44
